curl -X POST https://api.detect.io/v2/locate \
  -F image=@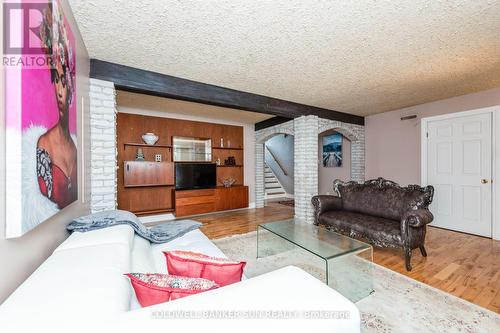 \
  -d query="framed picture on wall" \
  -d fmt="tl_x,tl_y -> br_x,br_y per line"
322,133 -> 343,167
4,0 -> 77,238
